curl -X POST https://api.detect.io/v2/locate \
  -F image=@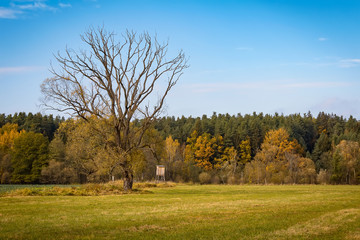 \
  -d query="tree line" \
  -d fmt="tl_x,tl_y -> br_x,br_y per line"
1,111 -> 359,185
0,112 -> 64,140
0,113 -> 64,183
